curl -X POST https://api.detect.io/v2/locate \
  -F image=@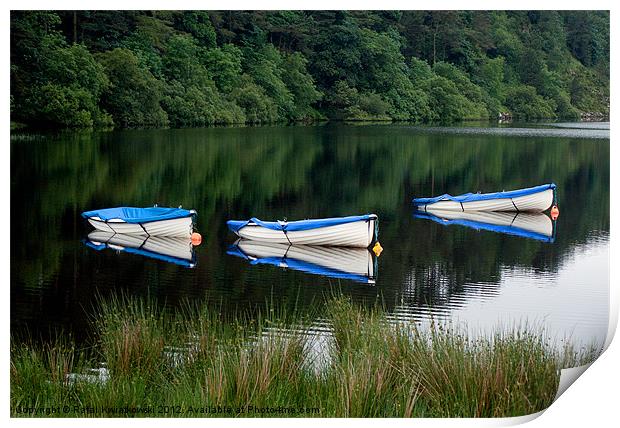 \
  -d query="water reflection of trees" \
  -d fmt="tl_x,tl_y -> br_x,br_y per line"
11,126 -> 609,338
